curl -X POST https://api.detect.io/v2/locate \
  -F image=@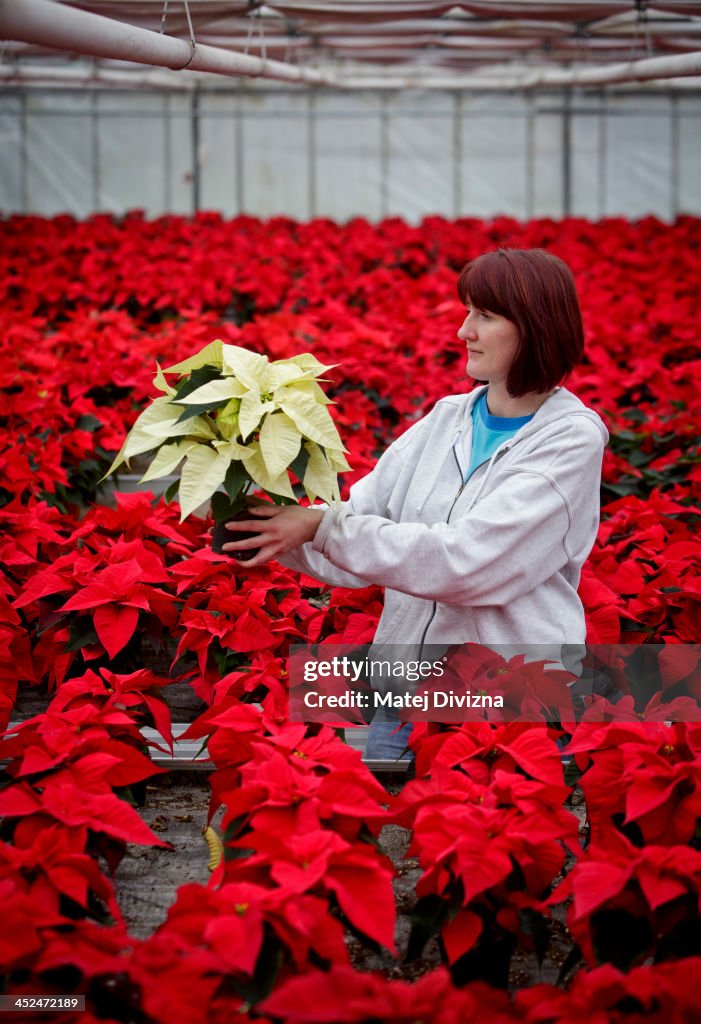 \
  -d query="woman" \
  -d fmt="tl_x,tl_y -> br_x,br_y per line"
222,249 -> 608,758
